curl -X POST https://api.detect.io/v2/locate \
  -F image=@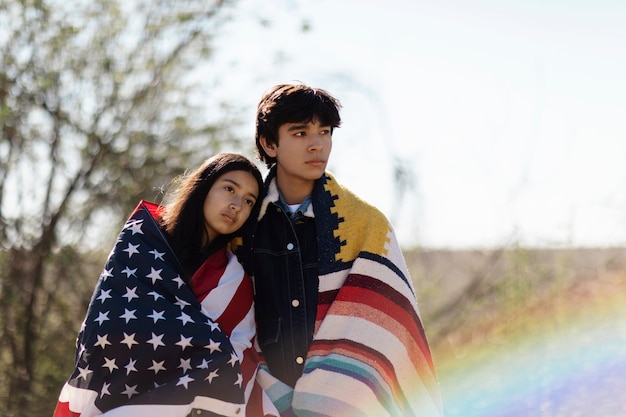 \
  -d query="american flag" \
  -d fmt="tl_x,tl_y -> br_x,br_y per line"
54,201 -> 252,417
